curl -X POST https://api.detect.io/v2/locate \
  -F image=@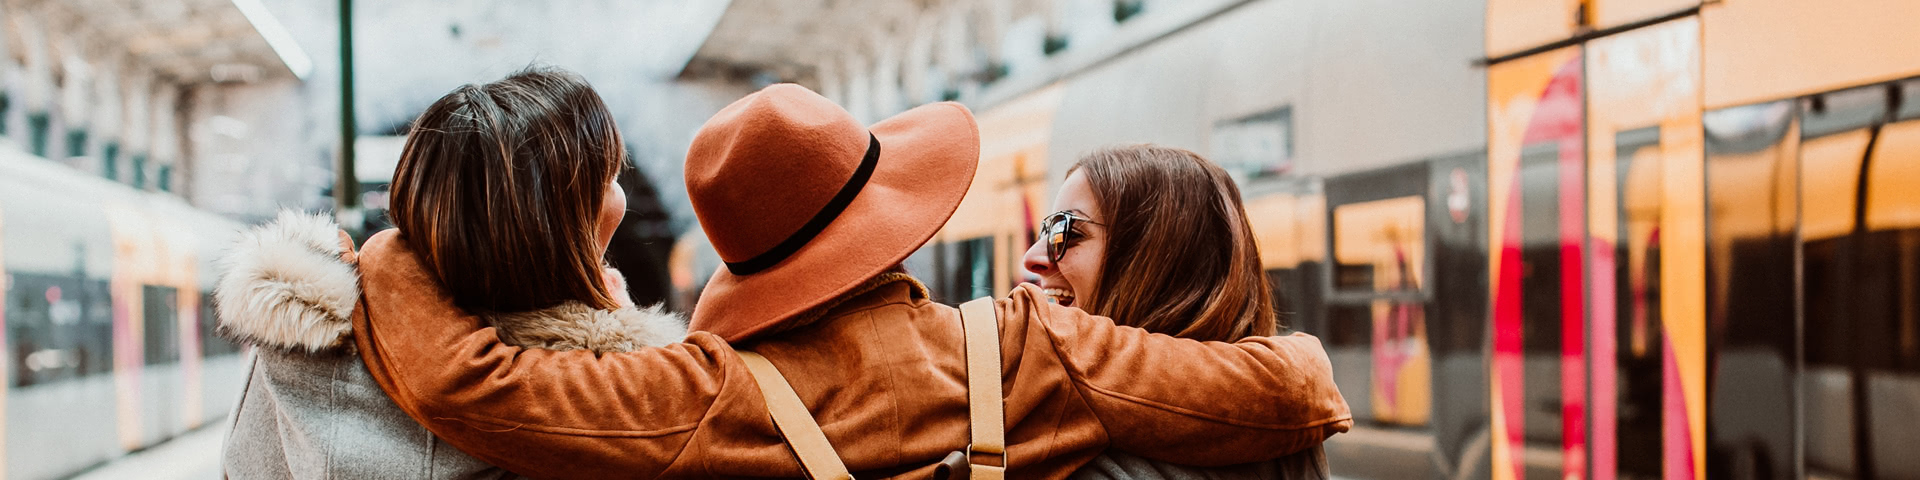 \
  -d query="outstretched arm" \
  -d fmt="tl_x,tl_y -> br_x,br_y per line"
1004,284 -> 1351,465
